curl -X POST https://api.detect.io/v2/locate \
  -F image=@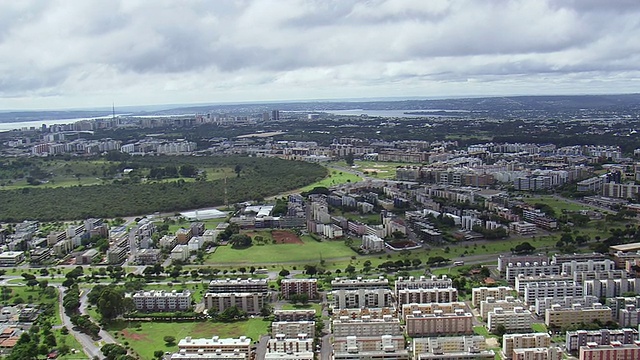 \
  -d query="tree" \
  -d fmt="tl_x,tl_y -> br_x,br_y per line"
345,265 -> 356,275
179,164 -> 198,178
164,336 -> 177,346
101,344 -> 128,360
234,164 -> 243,177
512,242 -> 536,254
279,269 -> 290,277
97,287 -> 132,323
154,350 -> 165,359
304,265 -> 318,277
345,153 -> 355,166
229,234 -> 252,248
